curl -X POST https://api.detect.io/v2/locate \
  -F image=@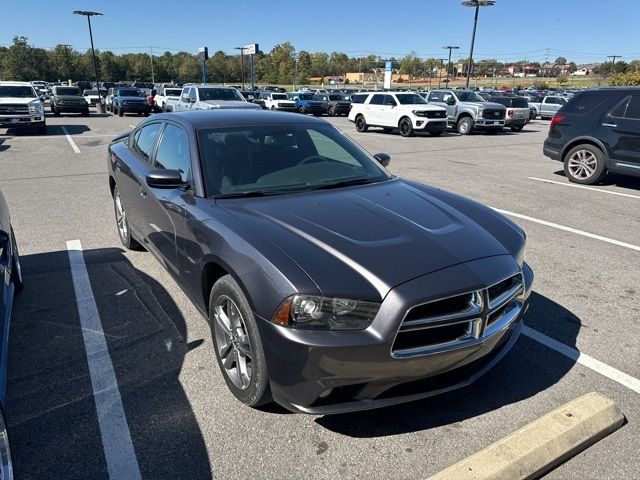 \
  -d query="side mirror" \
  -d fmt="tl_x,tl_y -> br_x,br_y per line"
146,169 -> 189,189
373,153 -> 391,167
0,230 -> 8,249
181,95 -> 189,102
446,98 -> 456,106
